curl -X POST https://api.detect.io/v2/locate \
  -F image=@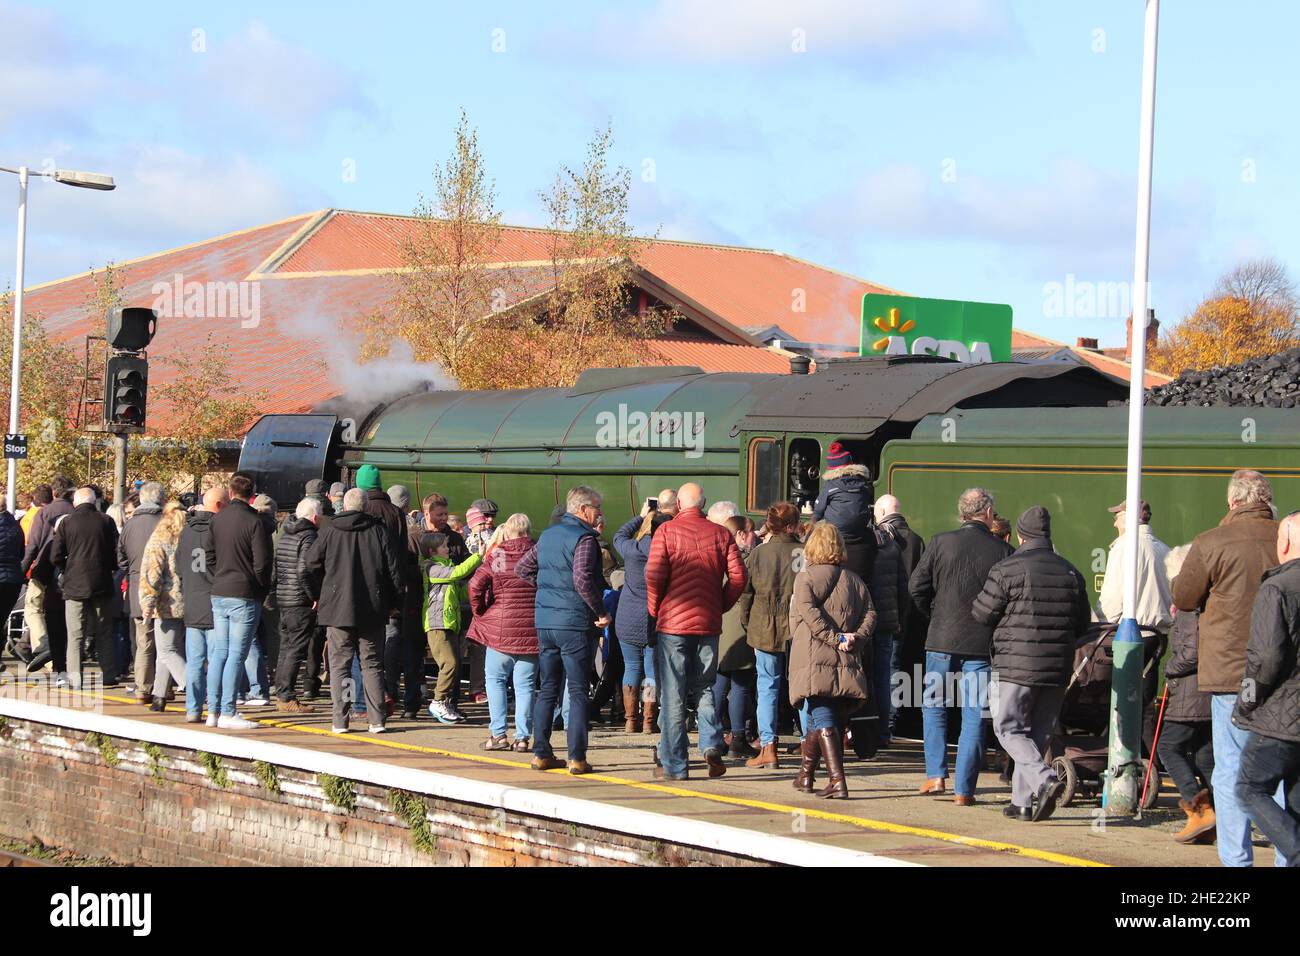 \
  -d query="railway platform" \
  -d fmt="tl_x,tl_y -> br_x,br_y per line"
0,674 -> 1230,868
